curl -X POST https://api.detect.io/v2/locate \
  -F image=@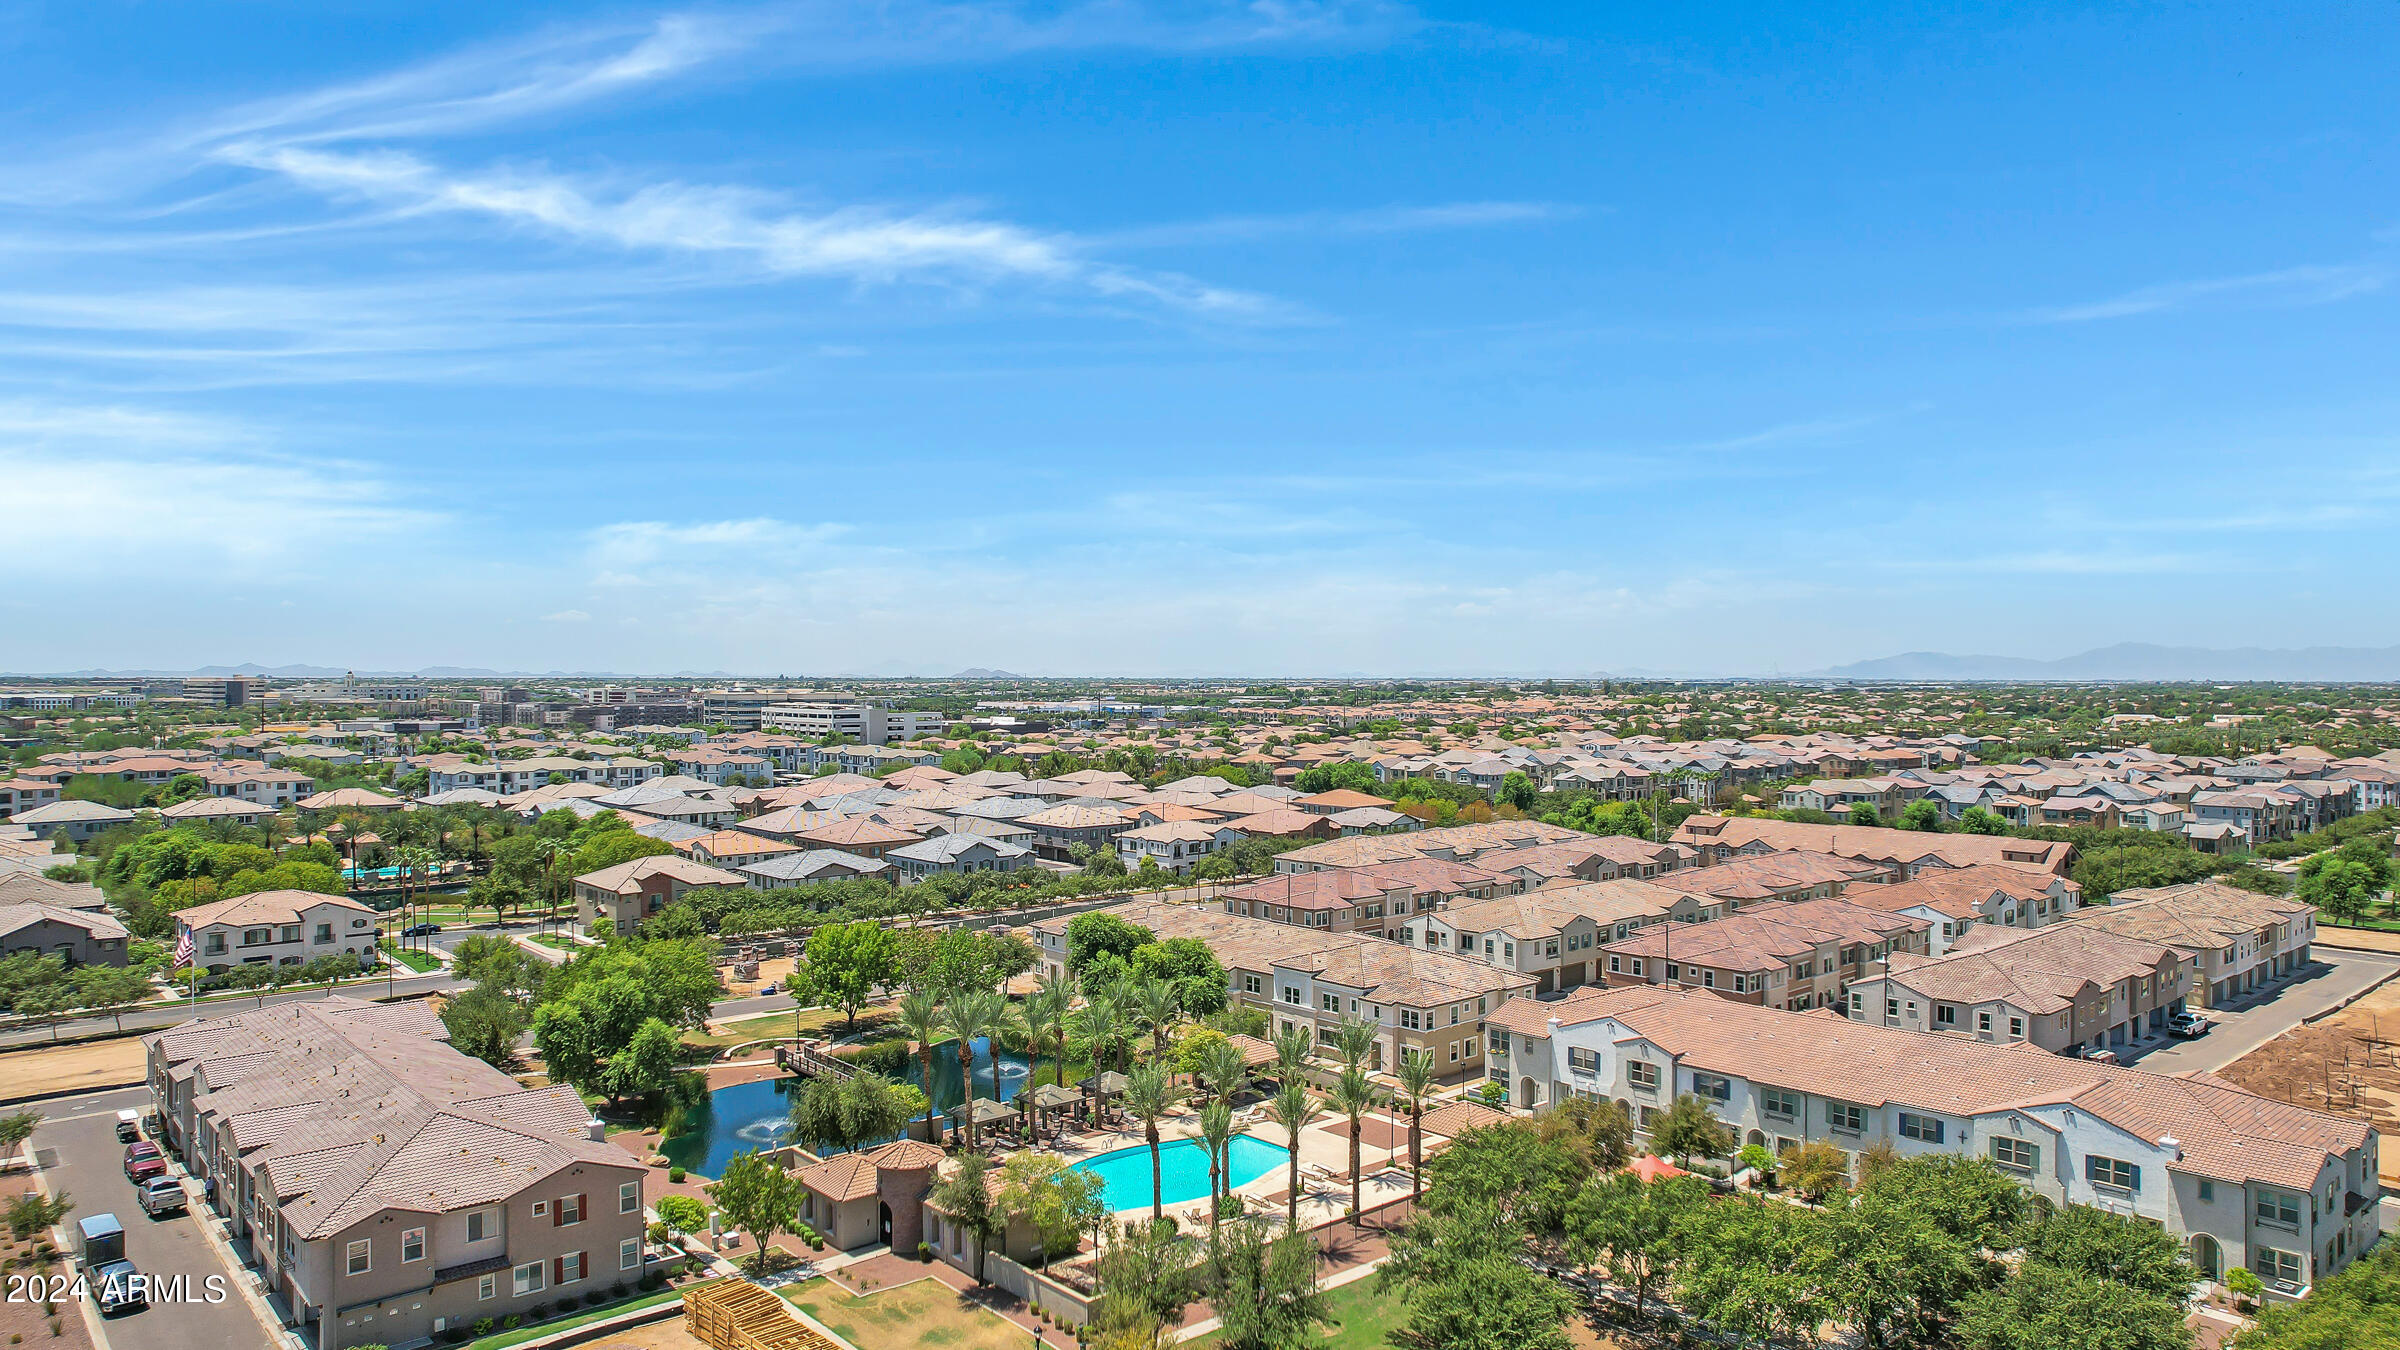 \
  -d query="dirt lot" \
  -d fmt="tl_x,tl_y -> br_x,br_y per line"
0,1037 -> 149,1102
2214,976 -> 2400,1181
